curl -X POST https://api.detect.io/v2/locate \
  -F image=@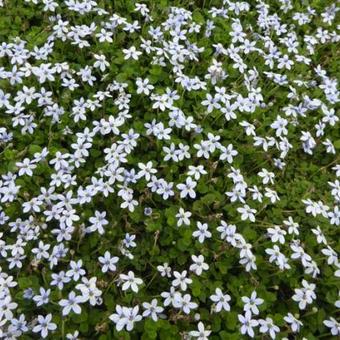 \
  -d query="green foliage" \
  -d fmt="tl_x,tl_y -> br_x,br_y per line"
0,0 -> 339,339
